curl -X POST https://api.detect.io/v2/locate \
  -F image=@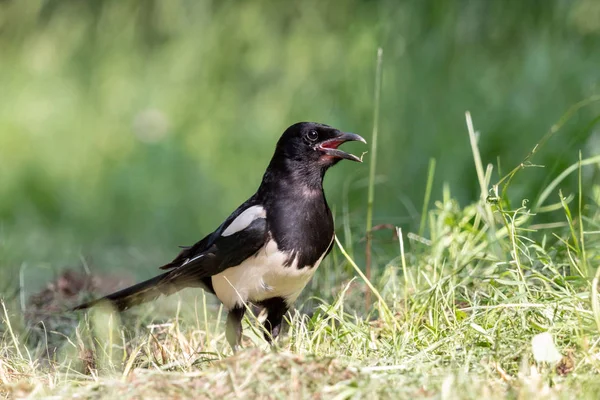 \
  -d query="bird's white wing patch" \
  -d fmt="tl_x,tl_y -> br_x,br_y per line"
222,205 -> 266,237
